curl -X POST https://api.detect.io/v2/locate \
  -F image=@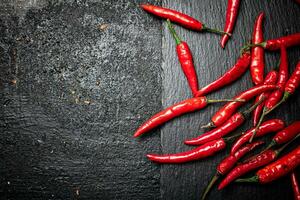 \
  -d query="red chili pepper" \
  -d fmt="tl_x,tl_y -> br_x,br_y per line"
167,20 -> 198,96
134,97 -> 240,137
249,47 -> 288,142
201,141 -> 264,200
266,61 -> 300,114
218,139 -> 294,189
185,98 -> 264,145
250,12 -> 265,85
220,0 -> 241,48
141,4 -> 230,35
243,33 -> 300,51
266,121 -> 300,149
291,172 -> 300,200
195,51 -> 251,97
231,119 -> 285,154
201,84 -> 278,128
236,146 -> 300,184
264,47 -> 289,111
253,71 -> 278,127
218,149 -> 278,189
146,138 -> 226,164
